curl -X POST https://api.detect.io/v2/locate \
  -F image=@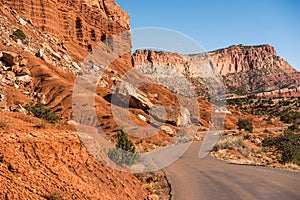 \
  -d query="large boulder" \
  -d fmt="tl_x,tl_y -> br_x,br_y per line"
115,81 -> 153,110
1,51 -> 19,66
